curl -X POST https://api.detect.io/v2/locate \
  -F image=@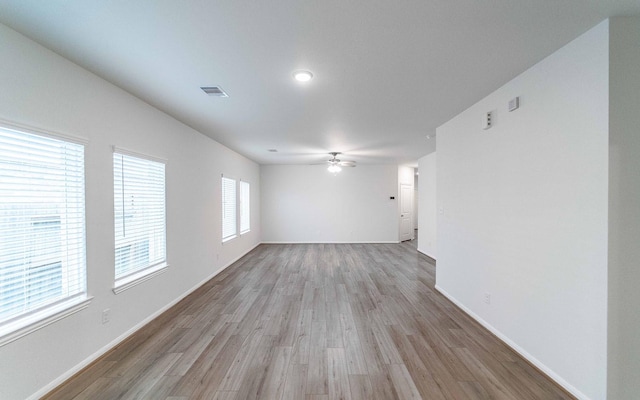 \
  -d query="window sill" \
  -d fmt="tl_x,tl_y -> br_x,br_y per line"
0,295 -> 93,347
113,263 -> 169,294
222,235 -> 237,243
